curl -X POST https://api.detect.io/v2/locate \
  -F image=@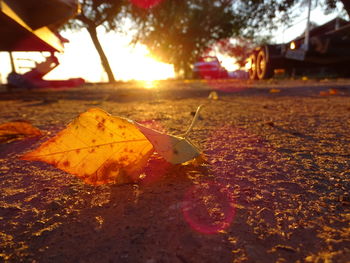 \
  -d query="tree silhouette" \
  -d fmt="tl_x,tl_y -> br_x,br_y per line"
130,0 -> 244,78
65,0 -> 126,83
